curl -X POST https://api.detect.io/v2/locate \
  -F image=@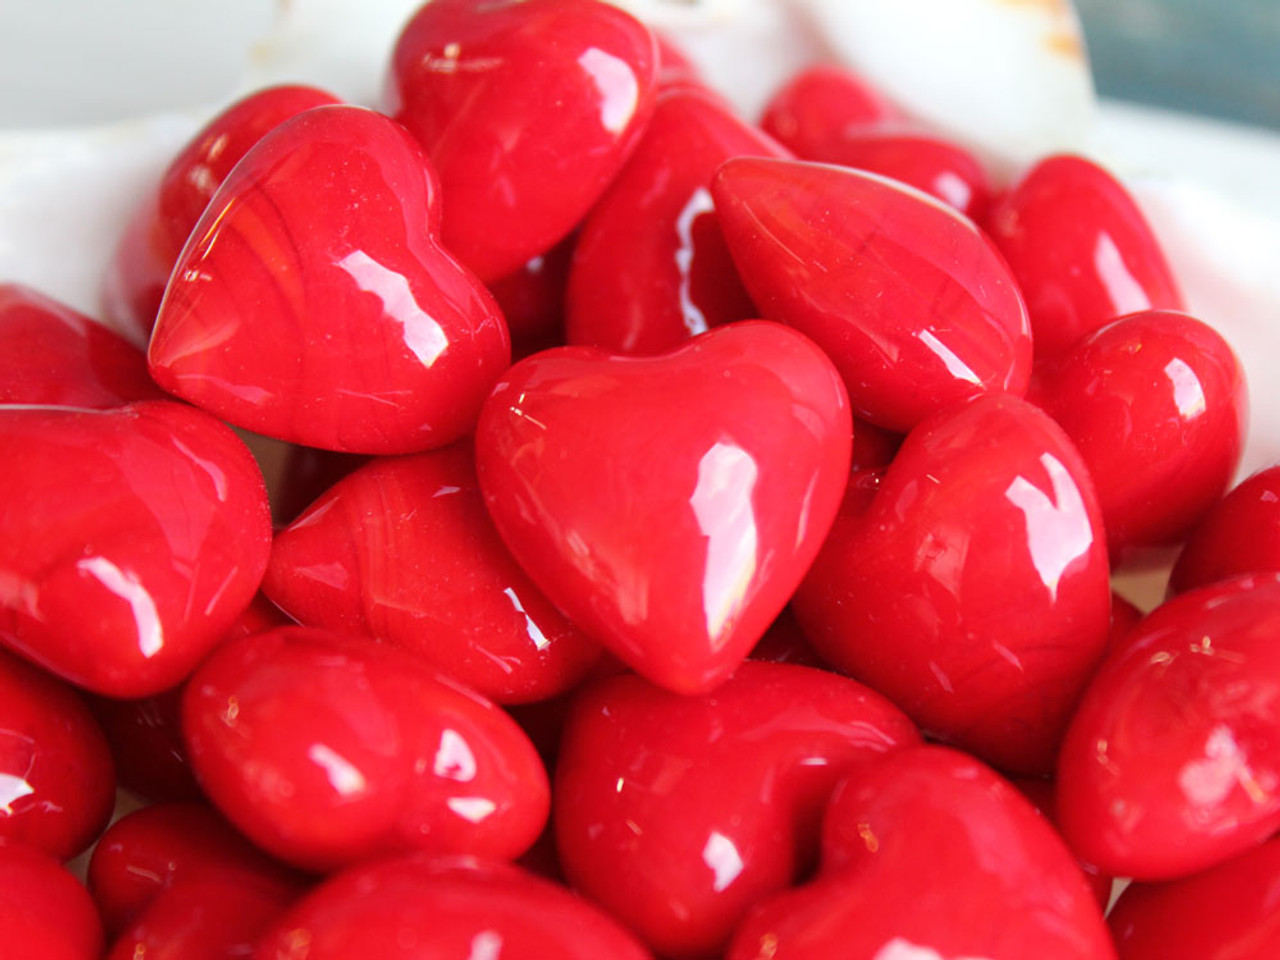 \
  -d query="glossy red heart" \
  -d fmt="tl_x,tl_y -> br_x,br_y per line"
88,803 -> 301,937
0,401 -> 271,697
713,157 -> 1031,432
254,855 -> 654,959
264,444 -> 604,704
0,283 -> 163,407
728,746 -> 1115,960
565,87 -> 788,355
183,626 -> 549,872
388,0 -> 659,282
0,841 -> 103,960
148,104 -> 510,454
1170,465 -> 1280,594
1057,573 -> 1280,881
794,394 -> 1111,775
107,872 -> 297,960
555,662 -> 919,957
760,64 -> 901,159
475,321 -> 852,694
1035,309 -> 1245,562
0,648 -> 114,860
986,154 -> 1184,361
103,84 -> 341,339
1108,837 -> 1280,959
